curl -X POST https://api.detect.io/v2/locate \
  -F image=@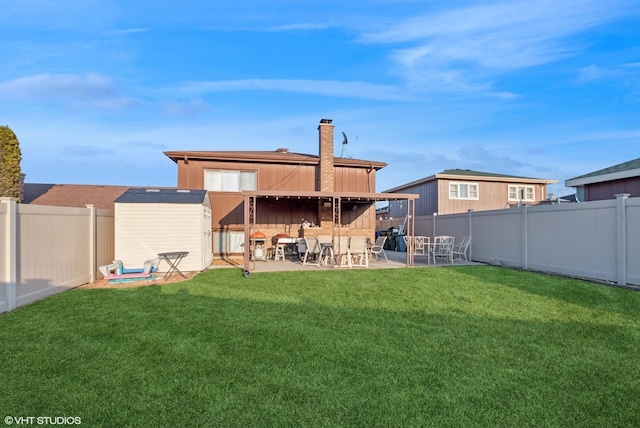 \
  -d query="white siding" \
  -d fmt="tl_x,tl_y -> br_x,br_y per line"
115,203 -> 209,272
